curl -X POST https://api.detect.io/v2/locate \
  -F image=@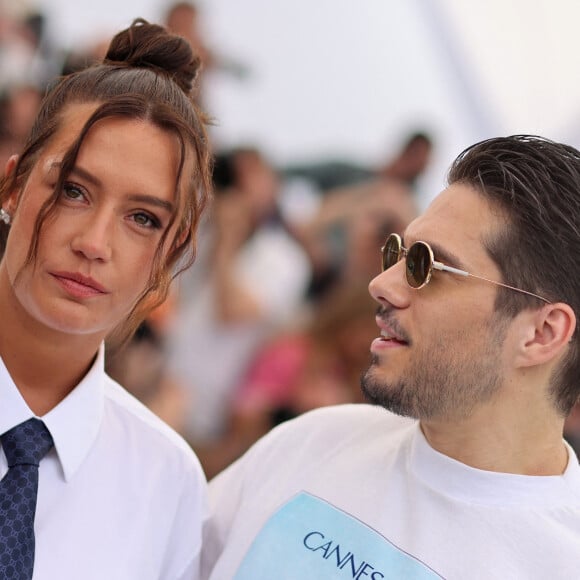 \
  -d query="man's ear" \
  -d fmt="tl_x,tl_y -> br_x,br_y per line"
515,303 -> 576,368
3,154 -> 20,213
